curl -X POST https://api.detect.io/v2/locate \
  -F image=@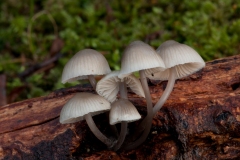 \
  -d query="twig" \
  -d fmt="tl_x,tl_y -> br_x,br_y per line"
27,10 -> 58,53
19,52 -> 63,81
